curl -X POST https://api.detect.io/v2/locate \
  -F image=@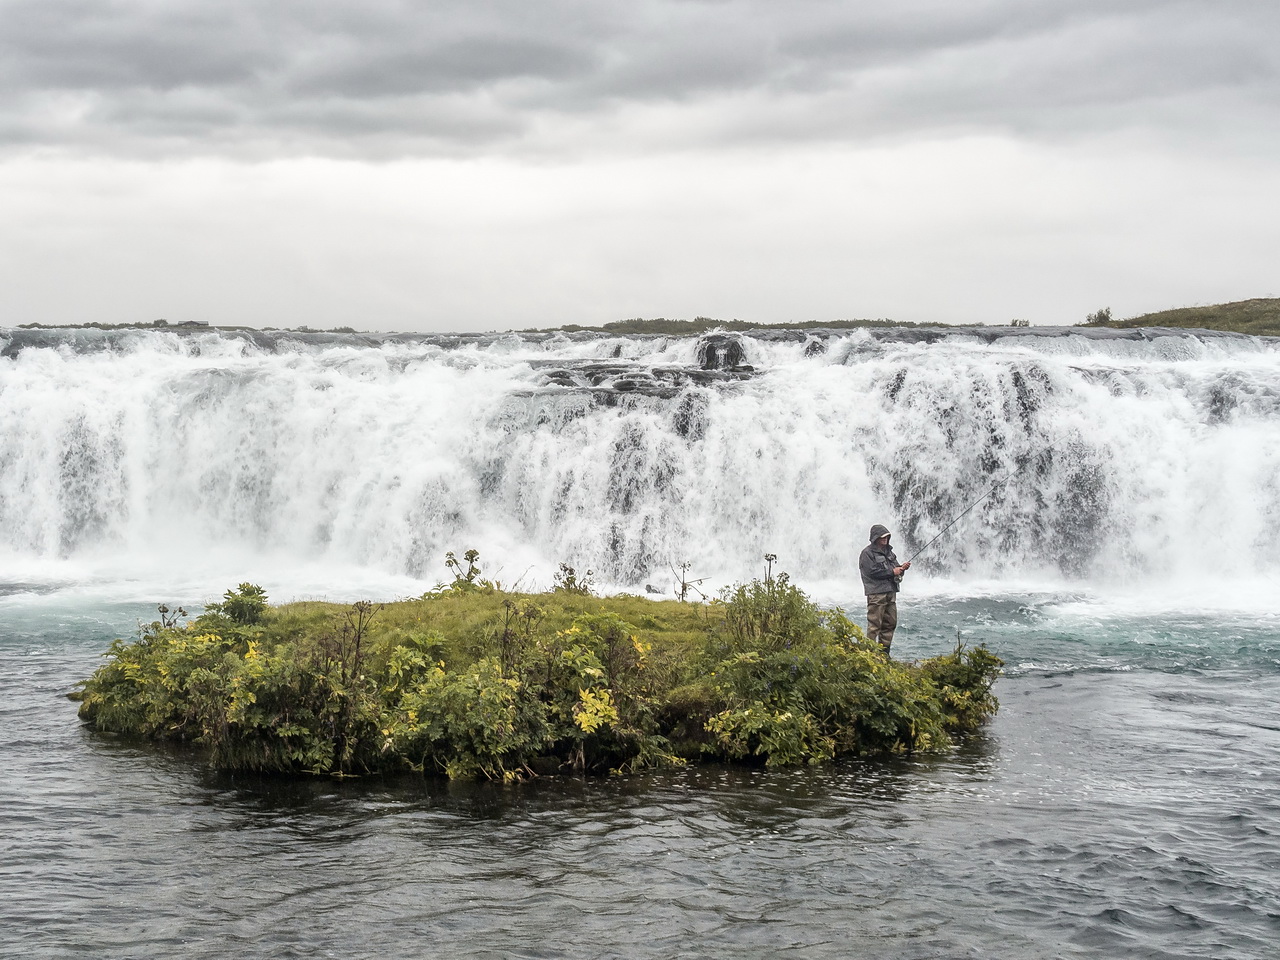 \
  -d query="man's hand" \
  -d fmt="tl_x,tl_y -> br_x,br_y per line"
894,561 -> 911,576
